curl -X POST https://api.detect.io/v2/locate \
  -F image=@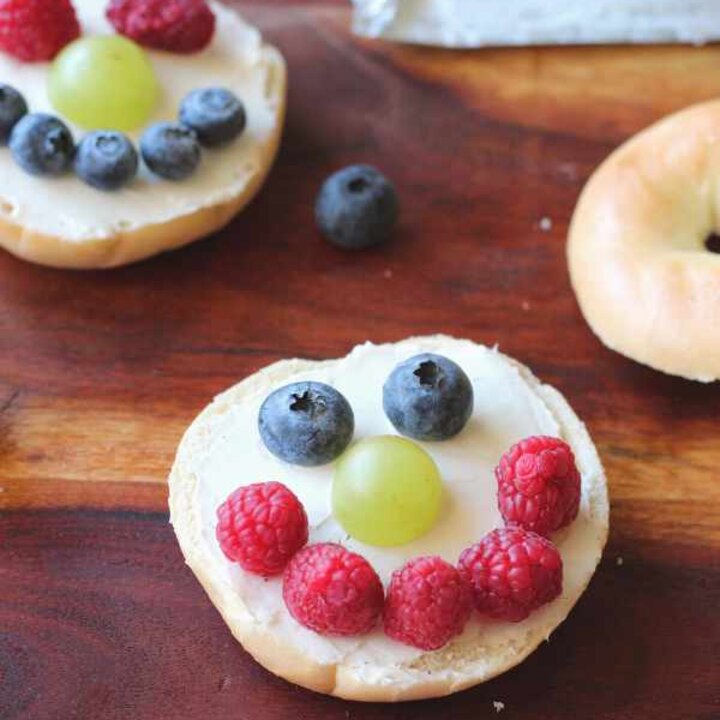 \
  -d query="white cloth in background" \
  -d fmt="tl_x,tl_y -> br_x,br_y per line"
351,0 -> 720,47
